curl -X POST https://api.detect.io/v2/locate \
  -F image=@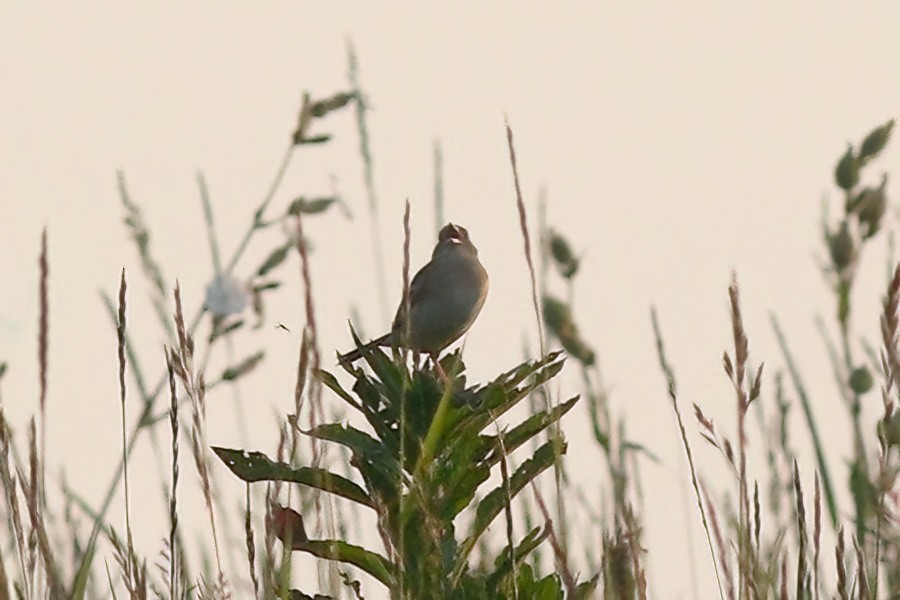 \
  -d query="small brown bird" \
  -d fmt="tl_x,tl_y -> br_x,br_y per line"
340,223 -> 489,363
